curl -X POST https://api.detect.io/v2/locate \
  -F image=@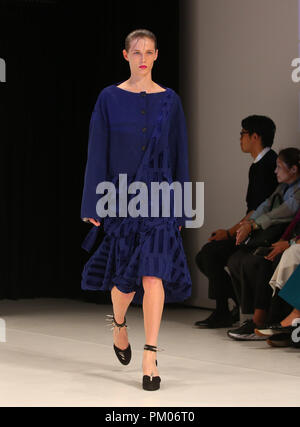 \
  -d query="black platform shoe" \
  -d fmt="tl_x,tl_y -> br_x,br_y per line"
142,344 -> 161,391
107,315 -> 132,365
